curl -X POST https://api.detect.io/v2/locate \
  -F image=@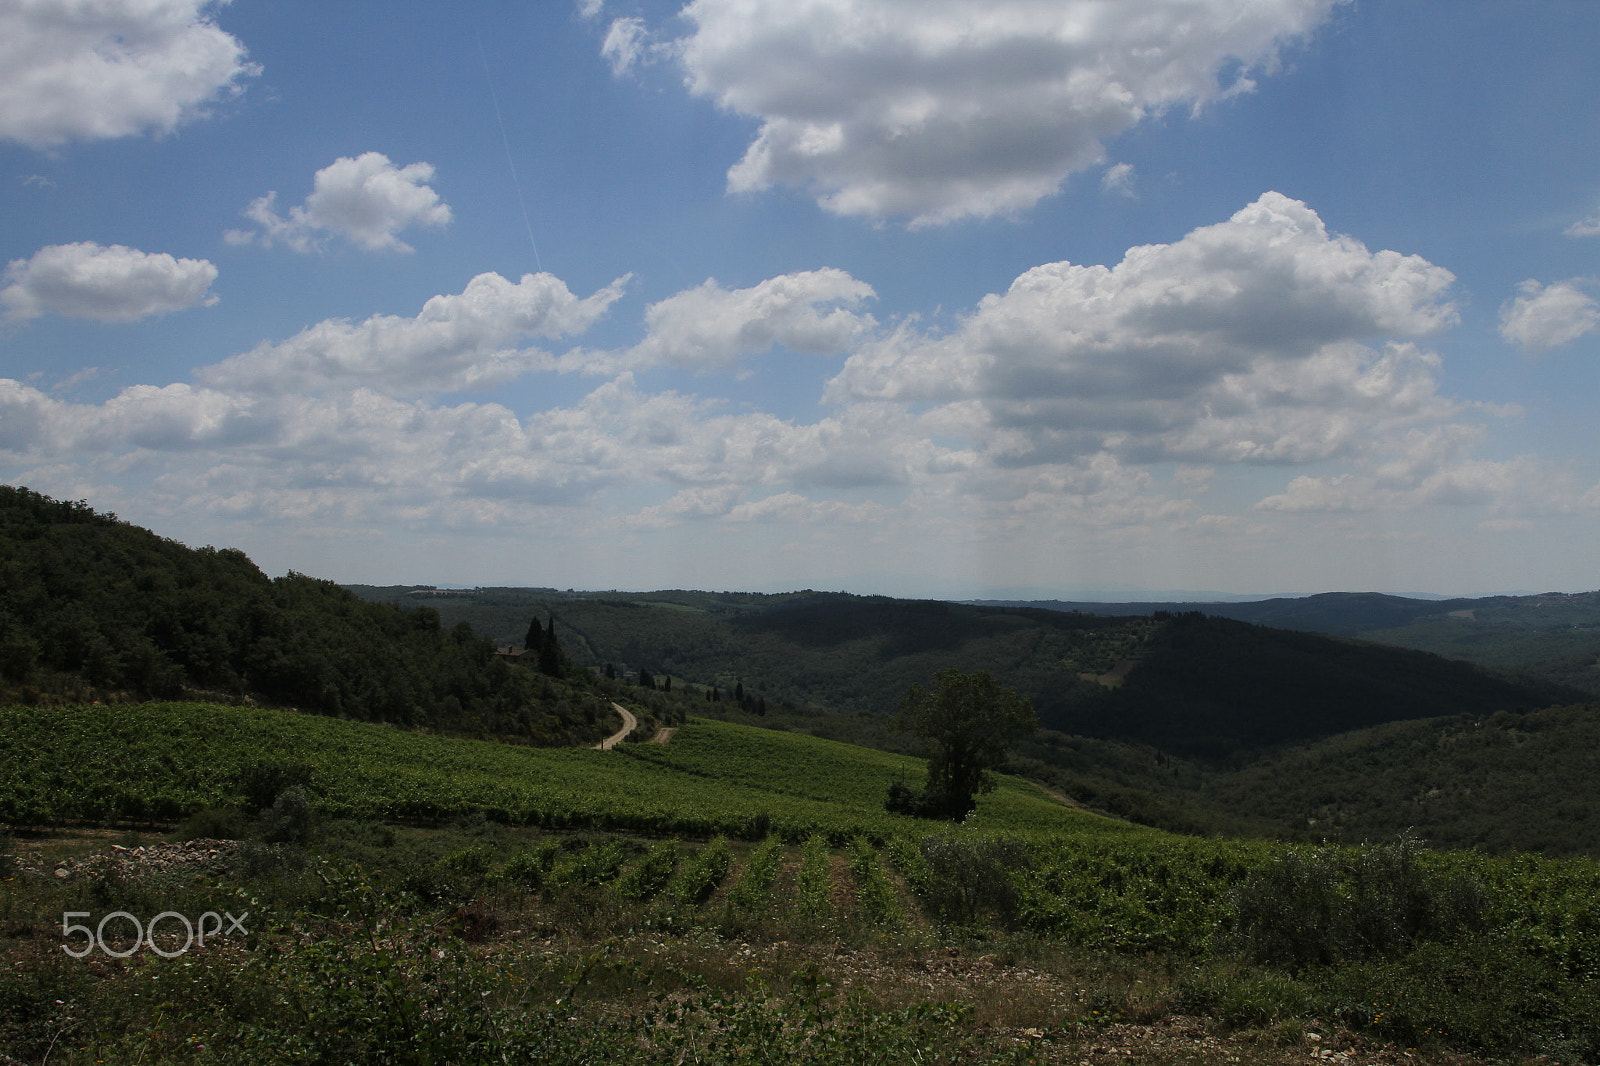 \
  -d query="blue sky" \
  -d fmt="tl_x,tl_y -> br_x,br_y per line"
2,0 -> 1597,598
